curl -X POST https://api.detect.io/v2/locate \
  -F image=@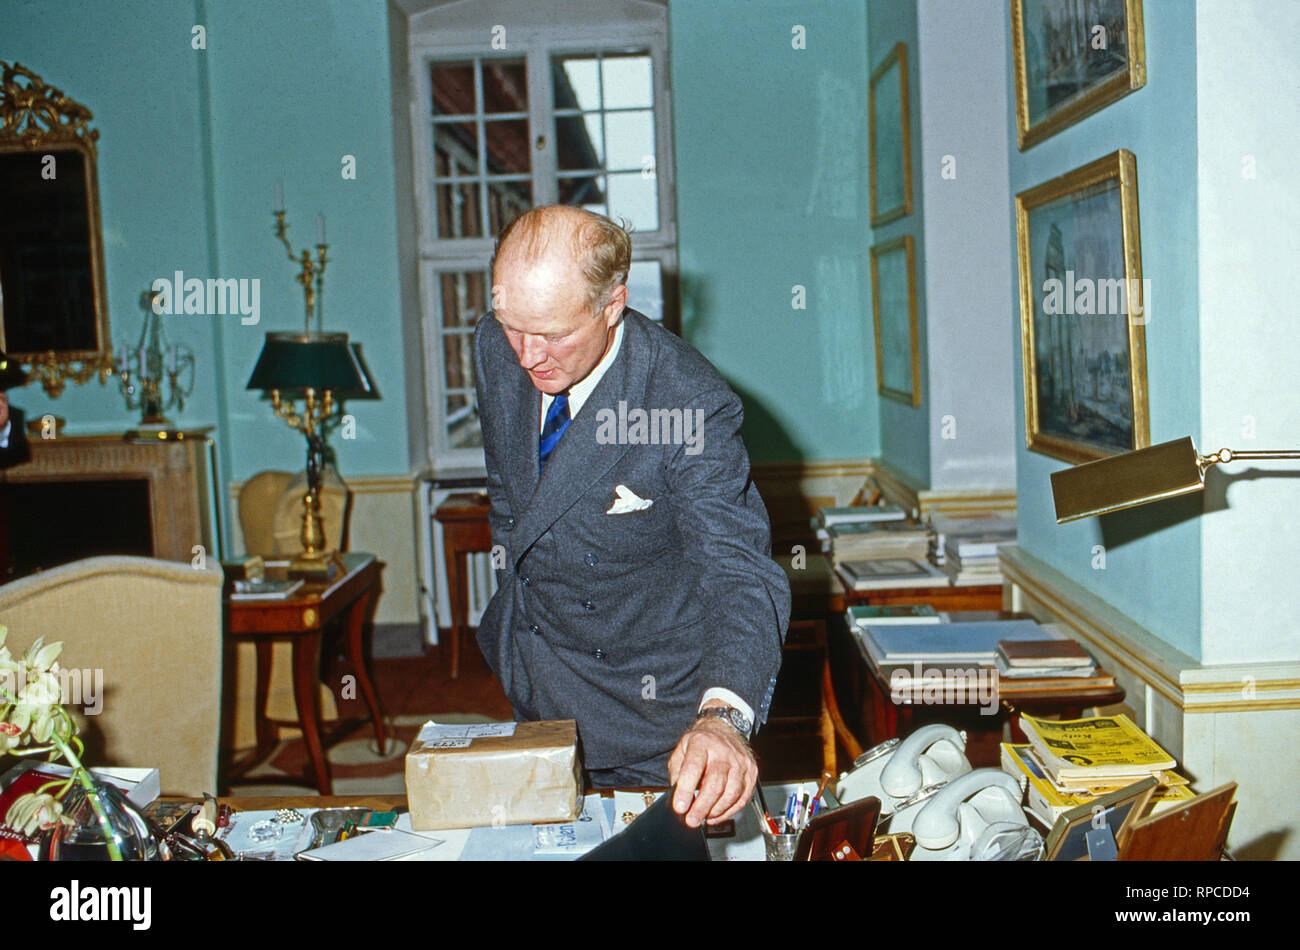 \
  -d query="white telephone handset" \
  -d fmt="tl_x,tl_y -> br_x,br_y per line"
893,768 -> 1037,861
836,724 -> 972,815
